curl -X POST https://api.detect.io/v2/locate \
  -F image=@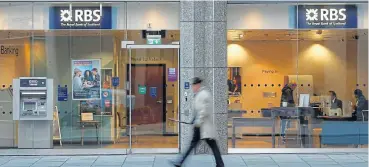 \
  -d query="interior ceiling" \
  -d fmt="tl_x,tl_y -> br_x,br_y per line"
0,29 -> 367,41
228,29 -> 368,41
